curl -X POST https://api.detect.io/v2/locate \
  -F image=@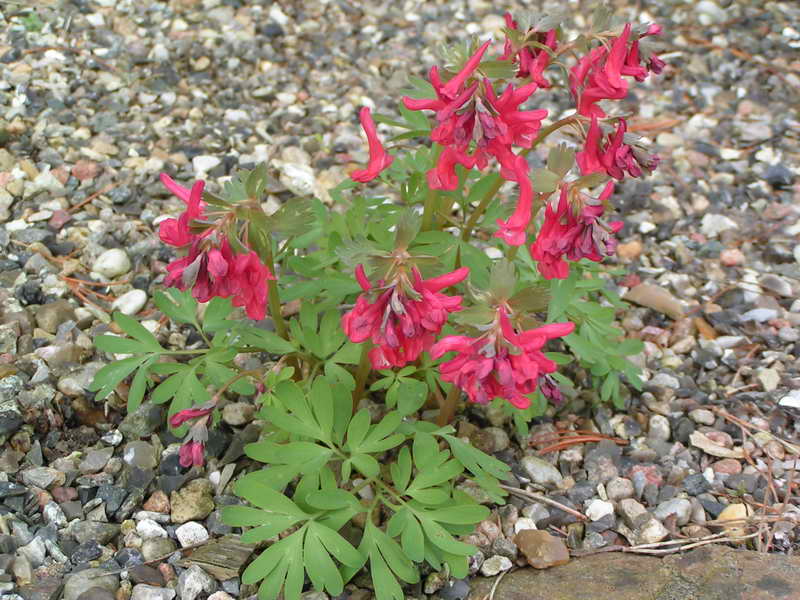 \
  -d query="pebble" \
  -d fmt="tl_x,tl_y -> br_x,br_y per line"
176,565 -> 217,600
137,519 -> 168,539
585,499 -> 614,522
606,477 -> 635,502
479,555 -> 513,576
653,498 -> 692,526
175,522 -> 209,548
779,390 -> 800,409
192,156 -> 221,173
515,530 -> 570,569
635,517 -> 670,544
648,415 -> 671,441
130,585 -> 175,600
93,249 -> 132,278
63,569 -> 119,600
519,455 -> 563,489
716,503 -> 751,542
700,214 -> 738,237
112,290 -> 148,315
688,409 -> 715,426
170,479 -> 215,524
